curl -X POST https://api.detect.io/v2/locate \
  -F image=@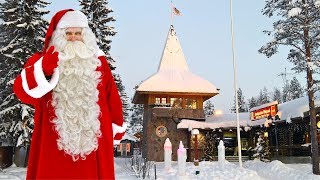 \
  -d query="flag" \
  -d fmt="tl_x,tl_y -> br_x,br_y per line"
173,6 -> 182,16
